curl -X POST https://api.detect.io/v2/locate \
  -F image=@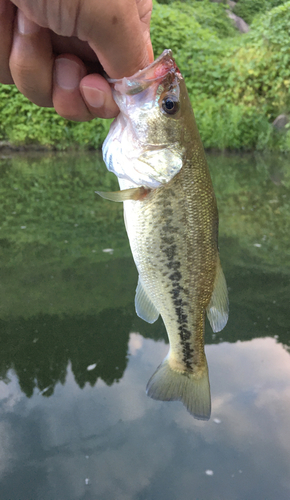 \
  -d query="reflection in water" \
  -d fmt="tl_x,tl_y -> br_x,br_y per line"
0,151 -> 290,499
0,263 -> 289,401
0,336 -> 290,500
0,306 -> 169,398
0,309 -> 131,397
0,257 -> 289,399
